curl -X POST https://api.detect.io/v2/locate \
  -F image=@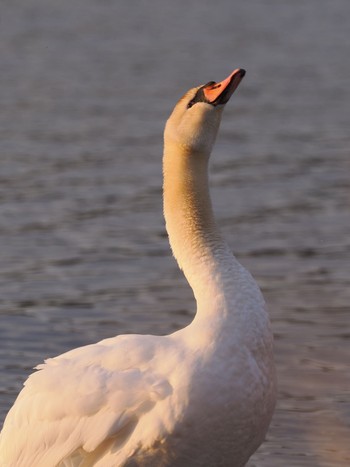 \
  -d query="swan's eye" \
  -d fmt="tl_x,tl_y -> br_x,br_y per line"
187,81 -> 217,109
187,88 -> 205,109
187,100 -> 195,109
